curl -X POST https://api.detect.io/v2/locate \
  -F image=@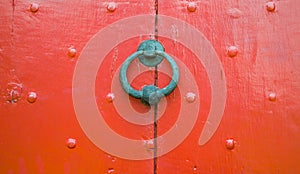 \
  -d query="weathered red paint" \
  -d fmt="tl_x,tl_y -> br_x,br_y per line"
1,0 -> 300,173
